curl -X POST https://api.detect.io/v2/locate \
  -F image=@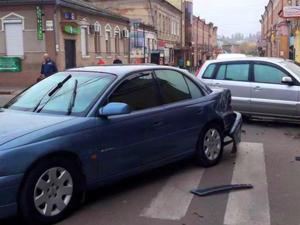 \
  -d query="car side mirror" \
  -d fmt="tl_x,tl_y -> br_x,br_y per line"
99,102 -> 131,117
281,76 -> 294,85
